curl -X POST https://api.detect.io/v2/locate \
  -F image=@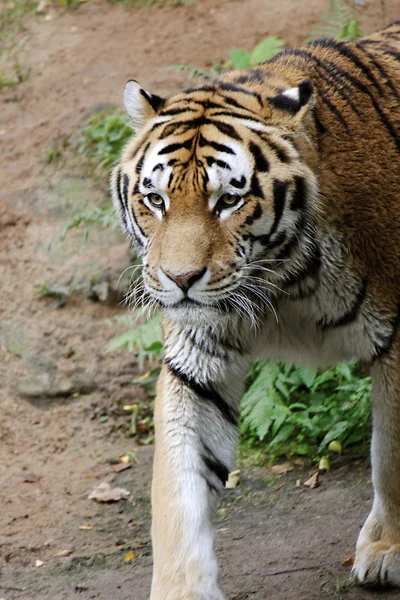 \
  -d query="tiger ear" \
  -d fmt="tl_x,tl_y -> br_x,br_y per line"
123,80 -> 166,131
269,79 -> 314,121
